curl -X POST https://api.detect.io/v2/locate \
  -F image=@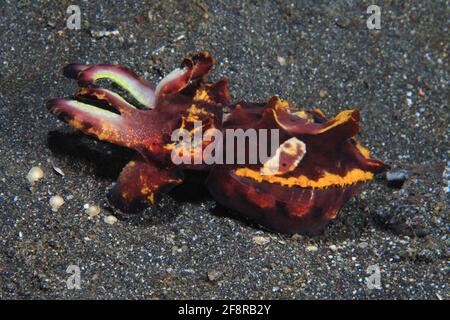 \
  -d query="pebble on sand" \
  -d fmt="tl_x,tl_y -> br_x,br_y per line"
207,270 -> 222,282
90,29 -> 120,39
104,215 -> 118,225
386,170 -> 409,188
329,244 -> 338,251
357,242 -> 369,249
27,166 -> 44,185
282,266 -> 291,274
306,245 -> 318,252
49,195 -> 64,212
277,56 -> 286,66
